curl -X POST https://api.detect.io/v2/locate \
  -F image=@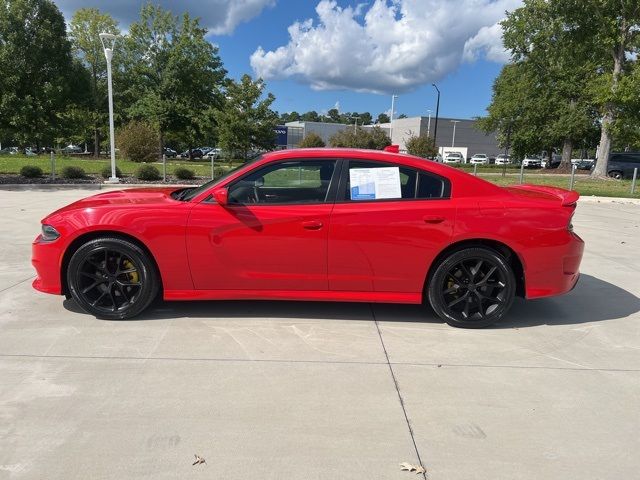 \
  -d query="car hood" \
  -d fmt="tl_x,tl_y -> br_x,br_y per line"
47,187 -> 180,217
